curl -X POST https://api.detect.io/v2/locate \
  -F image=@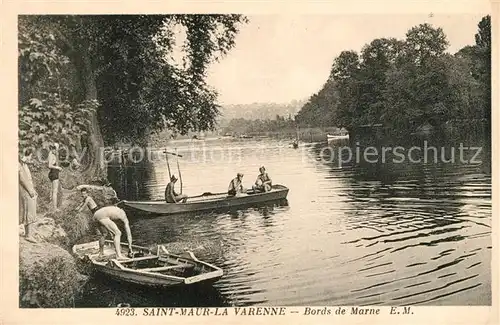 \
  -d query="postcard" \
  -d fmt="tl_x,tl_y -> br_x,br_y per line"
1,0 -> 498,324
